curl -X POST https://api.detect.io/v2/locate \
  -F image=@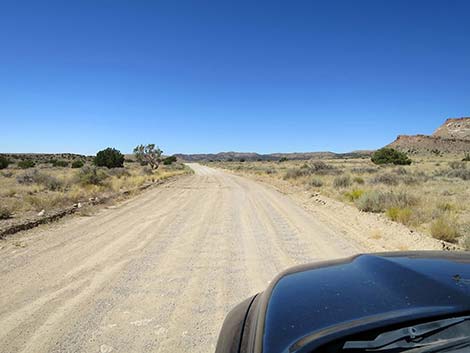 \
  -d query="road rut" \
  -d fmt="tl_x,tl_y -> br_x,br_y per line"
0,164 -> 362,353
